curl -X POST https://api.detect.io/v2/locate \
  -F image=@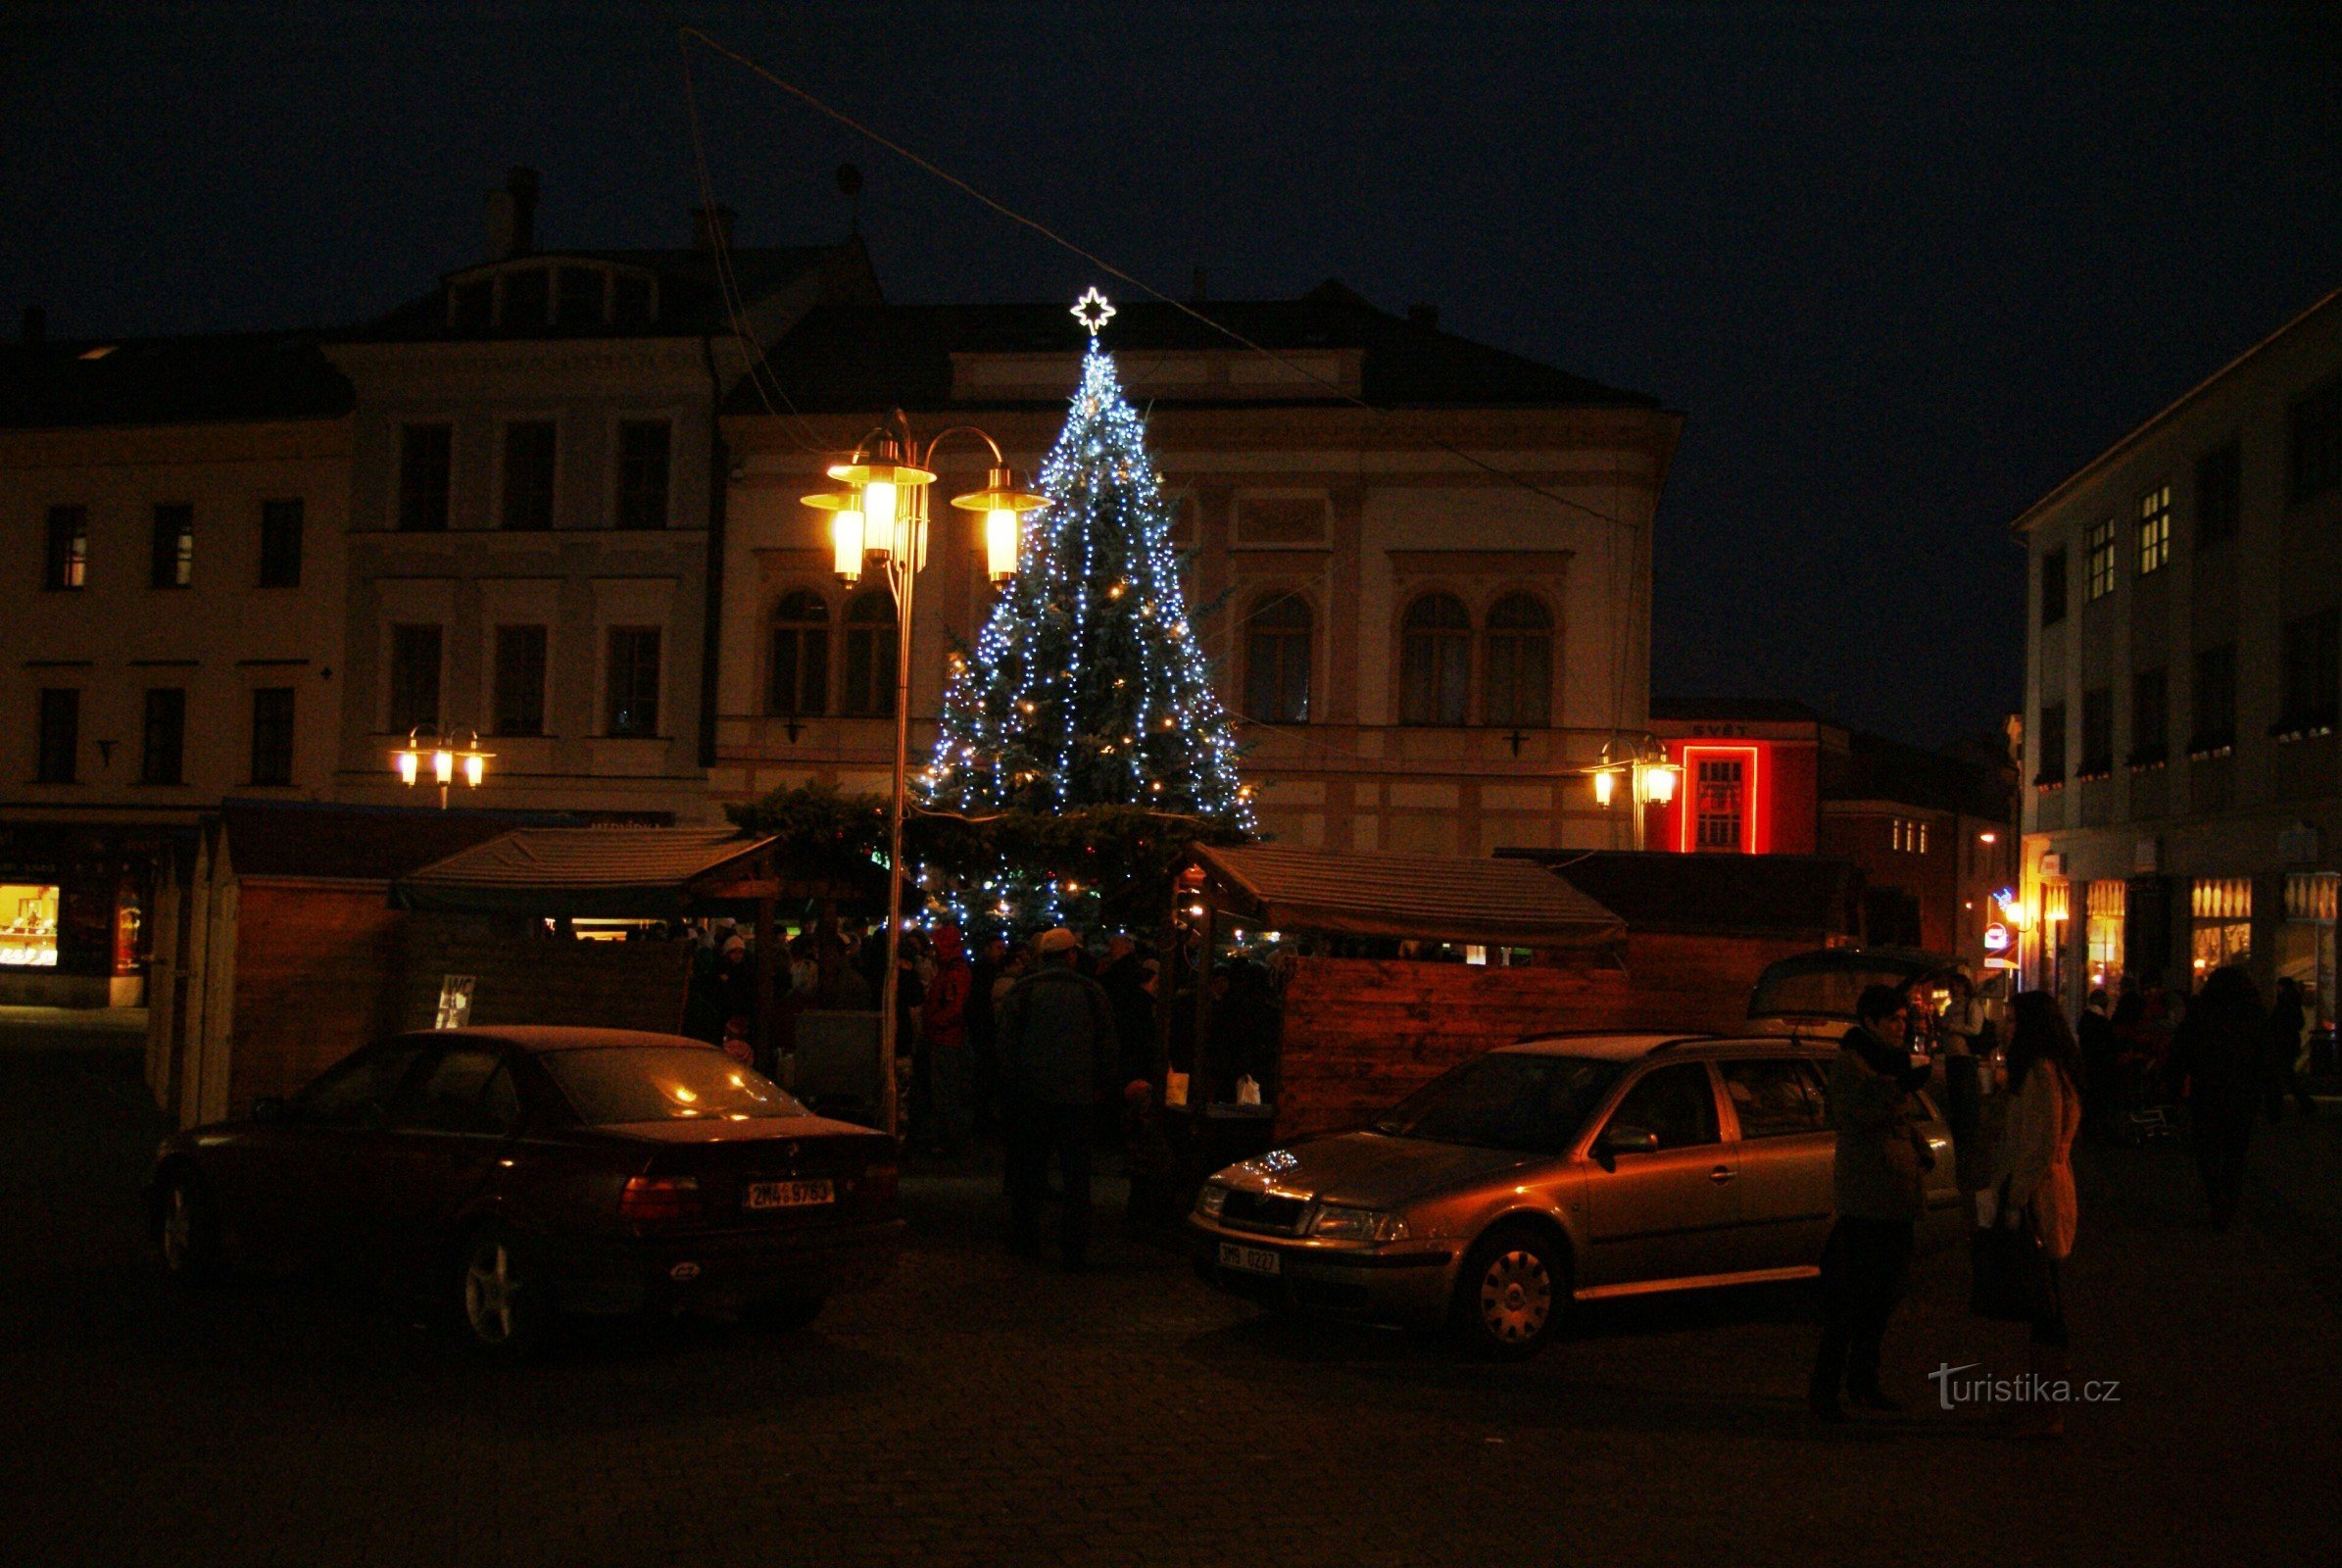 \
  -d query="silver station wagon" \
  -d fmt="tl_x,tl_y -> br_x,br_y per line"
1189,1034 -> 1961,1358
